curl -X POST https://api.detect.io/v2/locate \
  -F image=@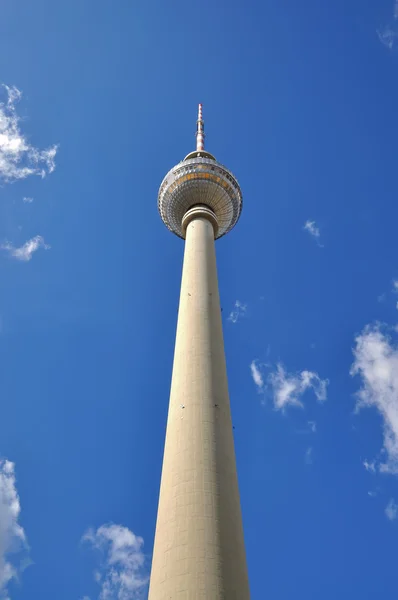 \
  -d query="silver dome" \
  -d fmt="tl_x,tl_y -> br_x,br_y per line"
158,156 -> 242,240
